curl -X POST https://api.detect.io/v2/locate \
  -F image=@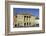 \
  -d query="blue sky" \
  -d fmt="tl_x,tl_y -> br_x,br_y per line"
13,8 -> 39,16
